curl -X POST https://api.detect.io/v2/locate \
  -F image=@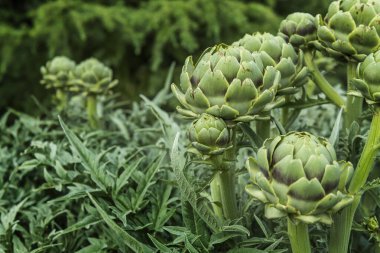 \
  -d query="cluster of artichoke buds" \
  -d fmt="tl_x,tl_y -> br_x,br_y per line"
314,0 -> 380,62
246,132 -> 354,224
41,56 -> 117,96
350,51 -> 380,105
172,34 -> 308,123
